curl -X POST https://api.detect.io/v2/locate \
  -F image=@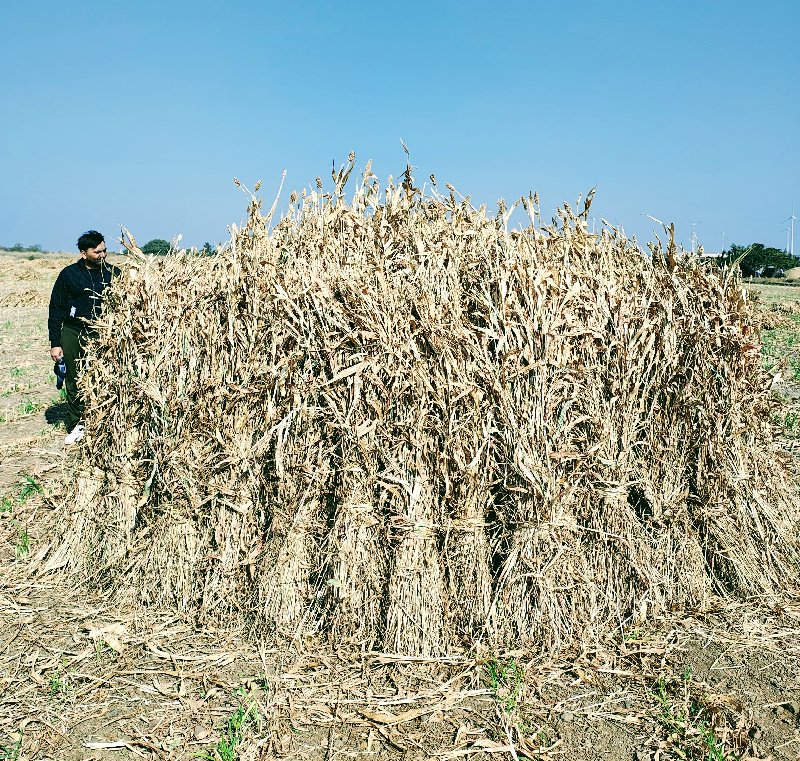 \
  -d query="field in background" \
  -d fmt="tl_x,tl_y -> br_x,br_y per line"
749,281 -> 800,302
751,284 -> 800,445
1,254 -> 799,760
0,251 -> 73,491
